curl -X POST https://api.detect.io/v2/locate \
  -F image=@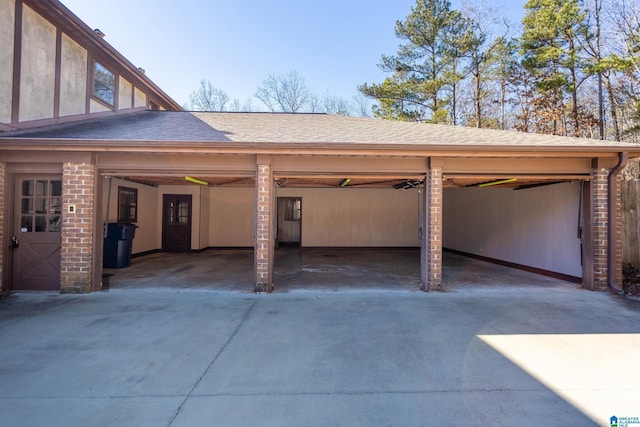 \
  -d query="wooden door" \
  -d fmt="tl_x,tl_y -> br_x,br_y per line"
162,194 -> 192,252
277,197 -> 302,247
11,176 -> 62,290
